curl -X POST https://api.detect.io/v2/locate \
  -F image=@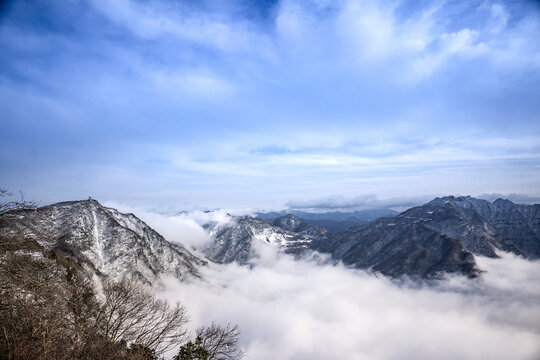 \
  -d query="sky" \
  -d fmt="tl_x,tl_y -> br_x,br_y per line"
1,0 -> 540,210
